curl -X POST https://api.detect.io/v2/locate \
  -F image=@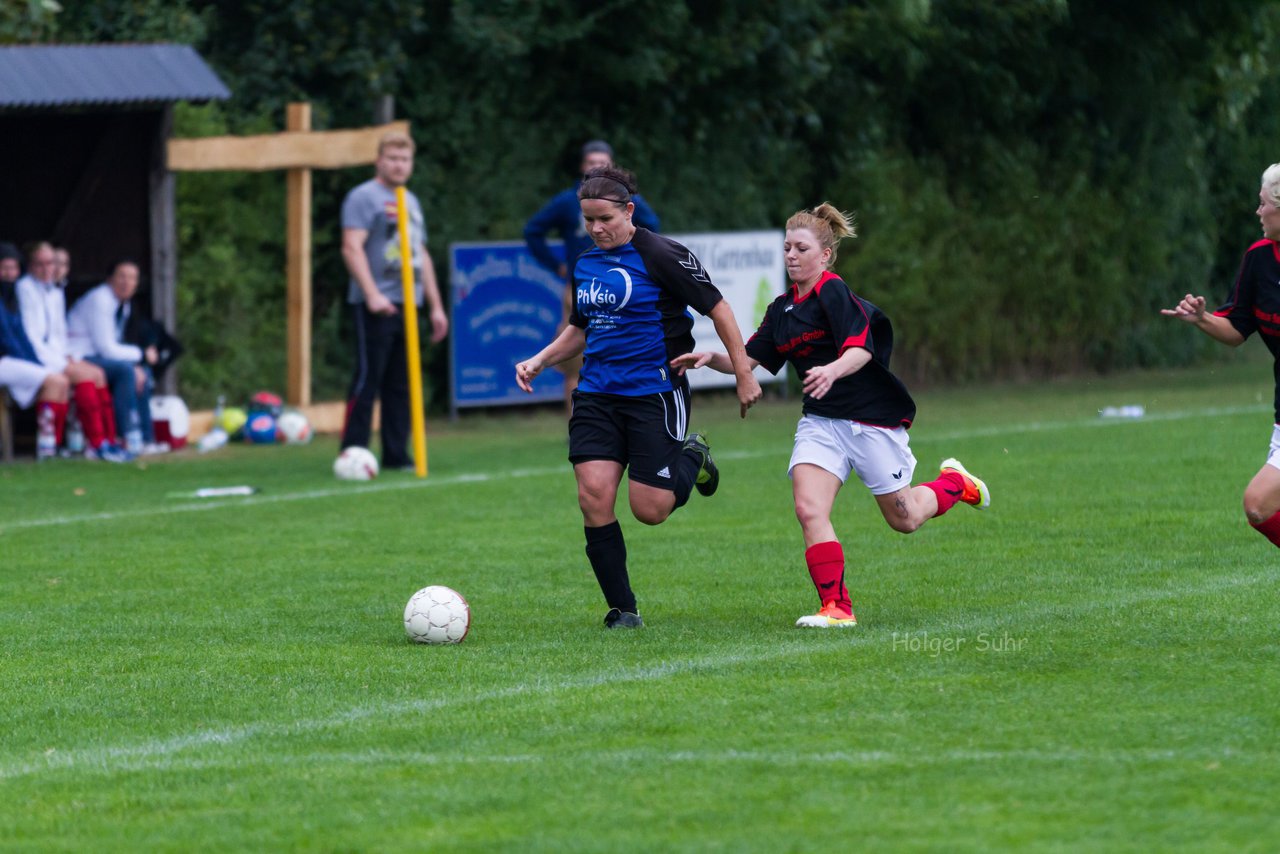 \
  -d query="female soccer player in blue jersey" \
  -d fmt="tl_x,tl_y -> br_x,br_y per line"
672,203 -> 990,628
515,167 -> 762,628
1163,163 -> 1280,550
